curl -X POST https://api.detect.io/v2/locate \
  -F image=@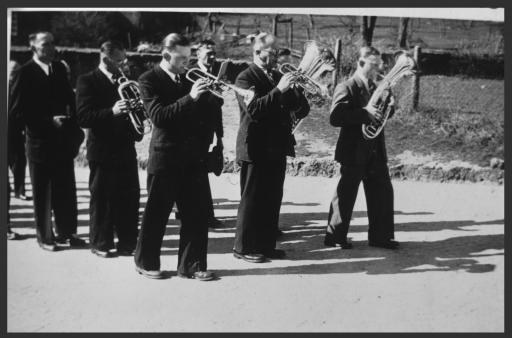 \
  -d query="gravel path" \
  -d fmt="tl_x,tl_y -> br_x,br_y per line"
7,168 -> 504,332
